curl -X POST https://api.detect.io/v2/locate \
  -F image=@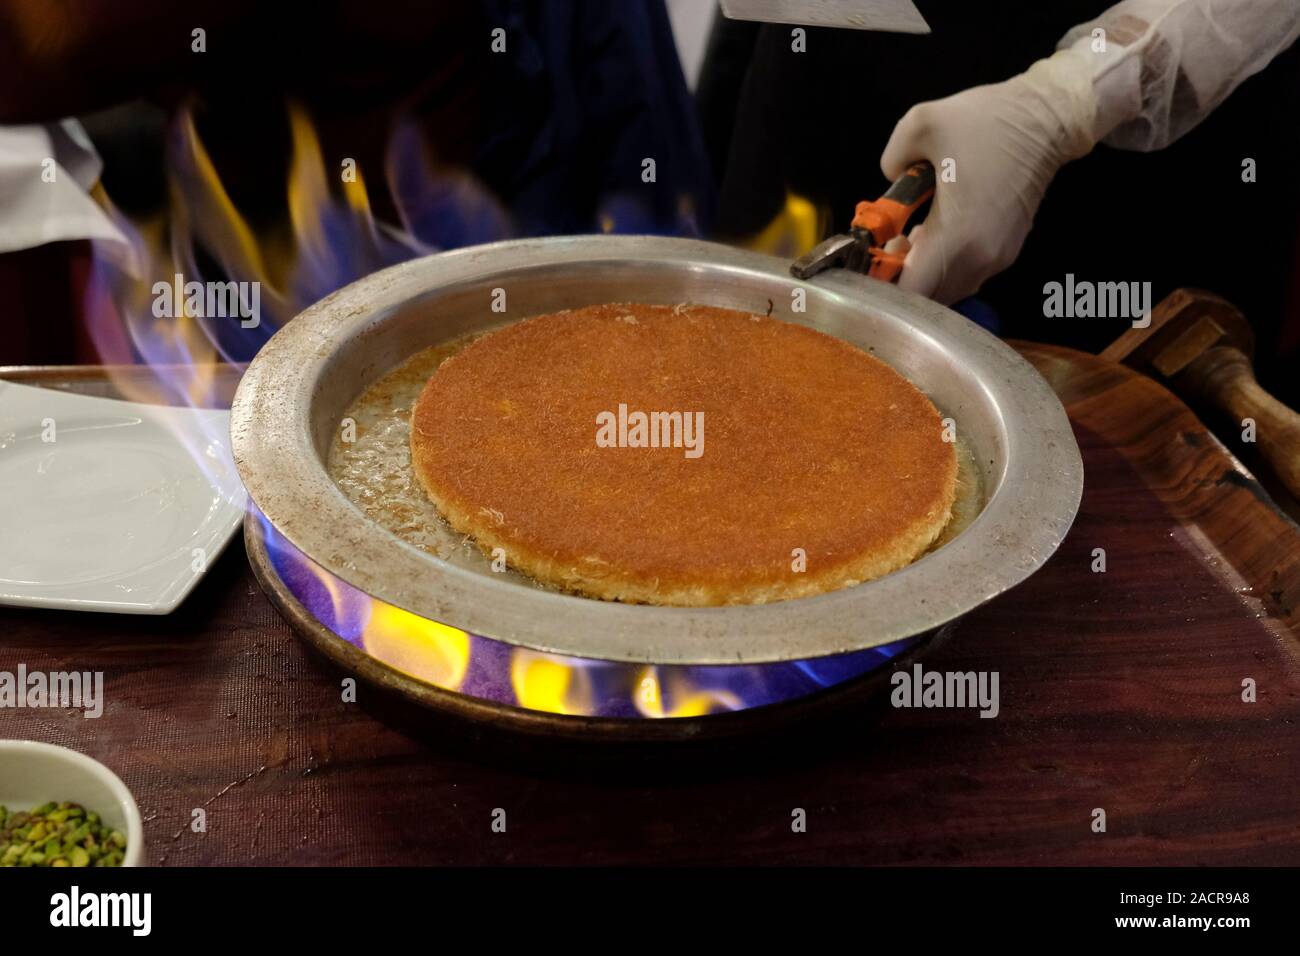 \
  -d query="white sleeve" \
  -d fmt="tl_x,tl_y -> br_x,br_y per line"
1057,0 -> 1300,152
0,120 -> 131,258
